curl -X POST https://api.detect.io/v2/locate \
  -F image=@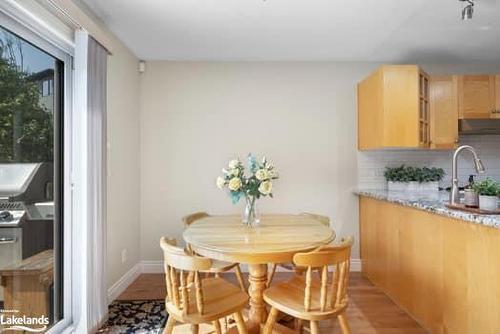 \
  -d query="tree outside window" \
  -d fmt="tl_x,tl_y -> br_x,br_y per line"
0,29 -> 54,163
